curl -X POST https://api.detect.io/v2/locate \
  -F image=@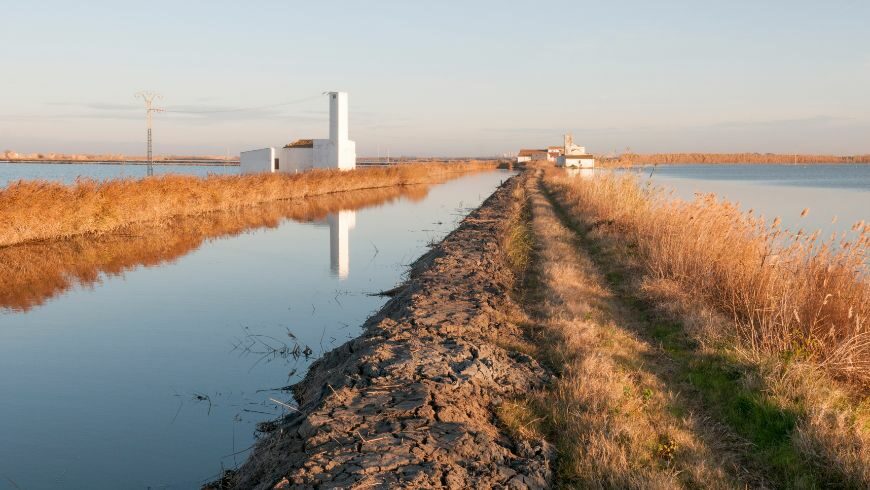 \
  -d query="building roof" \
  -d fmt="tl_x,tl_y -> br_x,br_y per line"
285,139 -> 314,148
518,149 -> 547,156
548,146 -> 563,150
